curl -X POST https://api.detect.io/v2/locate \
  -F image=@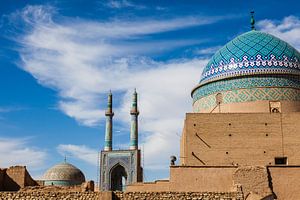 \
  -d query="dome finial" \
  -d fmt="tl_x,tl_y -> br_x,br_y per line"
250,11 -> 255,30
64,155 -> 67,163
